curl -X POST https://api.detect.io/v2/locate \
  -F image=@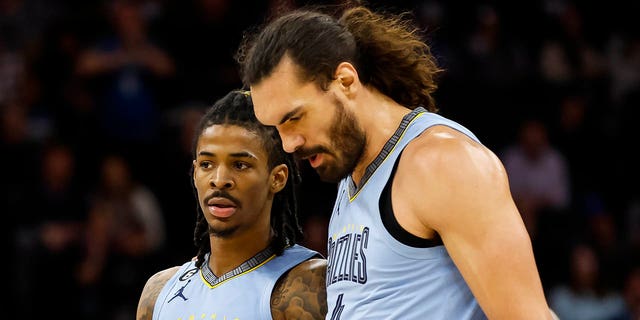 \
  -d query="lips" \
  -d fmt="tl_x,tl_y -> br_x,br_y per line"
296,147 -> 327,169
207,197 -> 236,207
307,153 -> 323,168
206,197 -> 237,218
